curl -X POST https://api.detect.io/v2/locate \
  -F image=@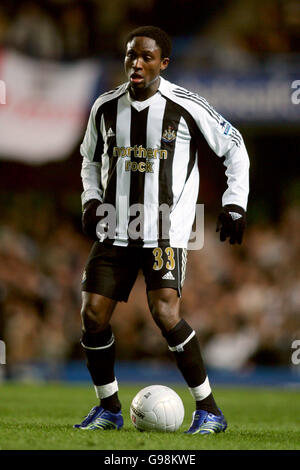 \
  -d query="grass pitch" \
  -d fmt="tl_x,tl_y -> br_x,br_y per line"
0,382 -> 299,450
